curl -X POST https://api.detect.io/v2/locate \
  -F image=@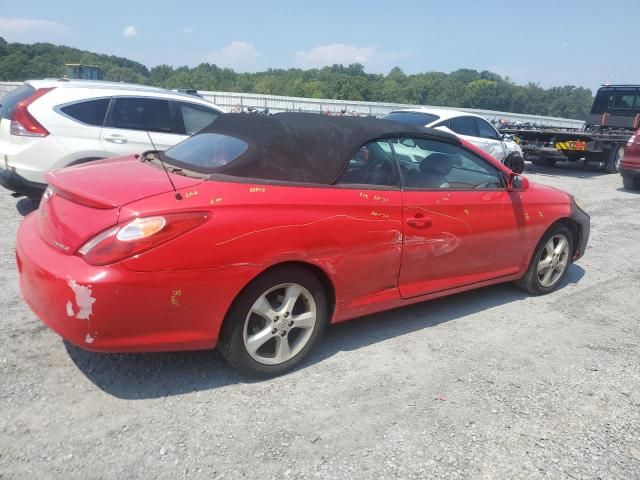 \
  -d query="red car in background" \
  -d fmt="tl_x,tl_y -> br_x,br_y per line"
621,129 -> 640,190
16,113 -> 590,376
